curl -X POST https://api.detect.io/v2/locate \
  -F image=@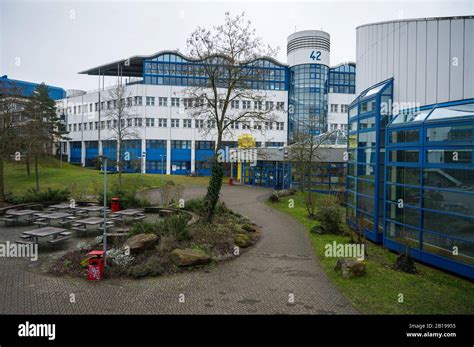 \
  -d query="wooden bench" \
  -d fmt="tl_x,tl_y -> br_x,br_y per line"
133,215 -> 146,221
59,231 -> 72,236
0,216 -> 15,224
19,234 -> 32,239
47,235 -> 72,245
33,221 -> 48,227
